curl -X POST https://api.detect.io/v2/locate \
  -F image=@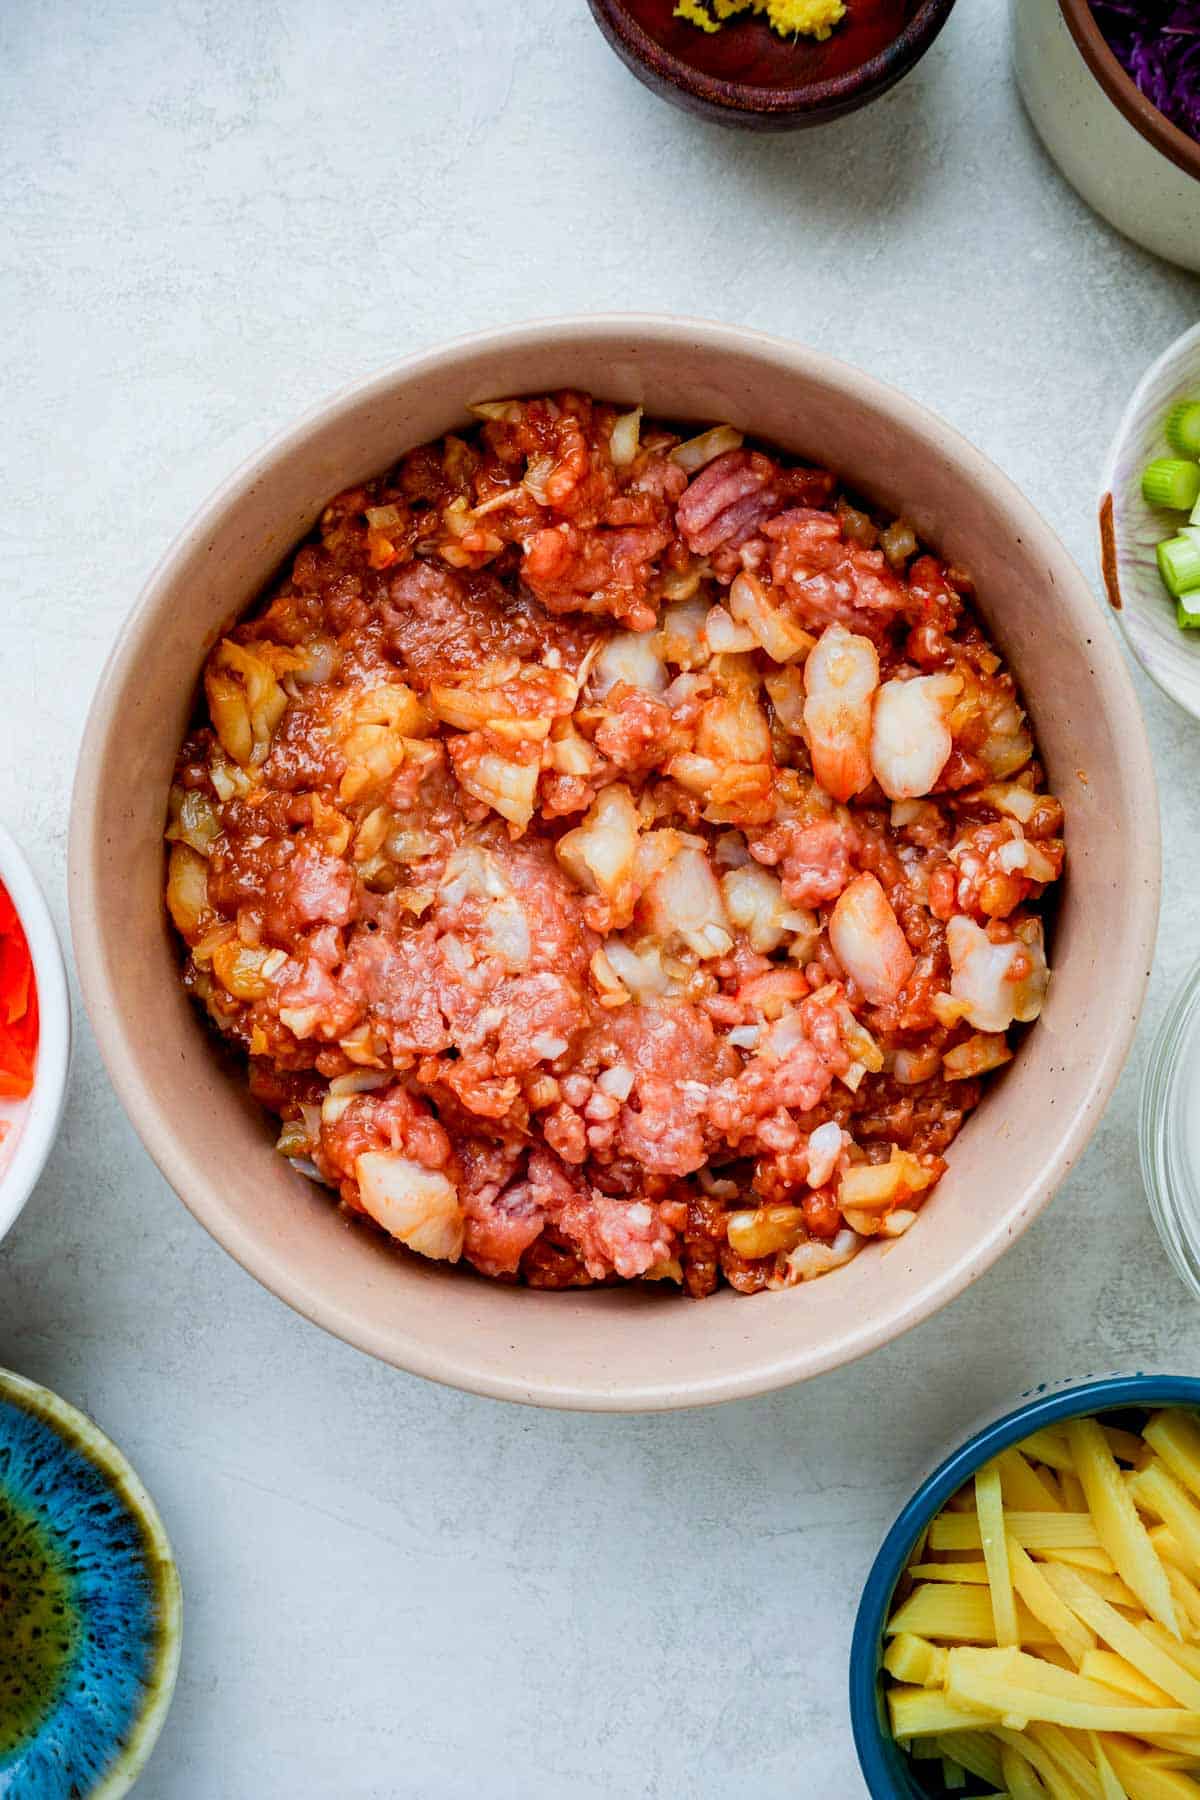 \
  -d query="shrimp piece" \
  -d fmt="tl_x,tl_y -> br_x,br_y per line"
947,914 -> 1049,1032
802,624 -> 879,802
869,673 -> 962,800
828,872 -> 914,1005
